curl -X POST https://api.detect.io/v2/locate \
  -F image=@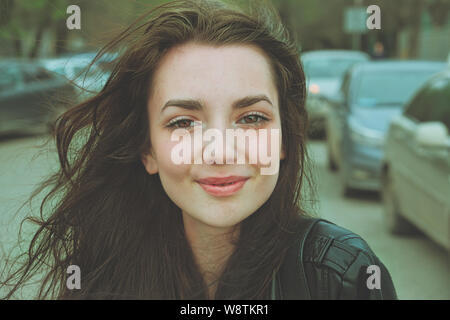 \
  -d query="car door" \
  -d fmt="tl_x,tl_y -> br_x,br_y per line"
417,77 -> 450,248
391,85 -> 430,227
394,77 -> 450,248
0,63 -> 26,132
